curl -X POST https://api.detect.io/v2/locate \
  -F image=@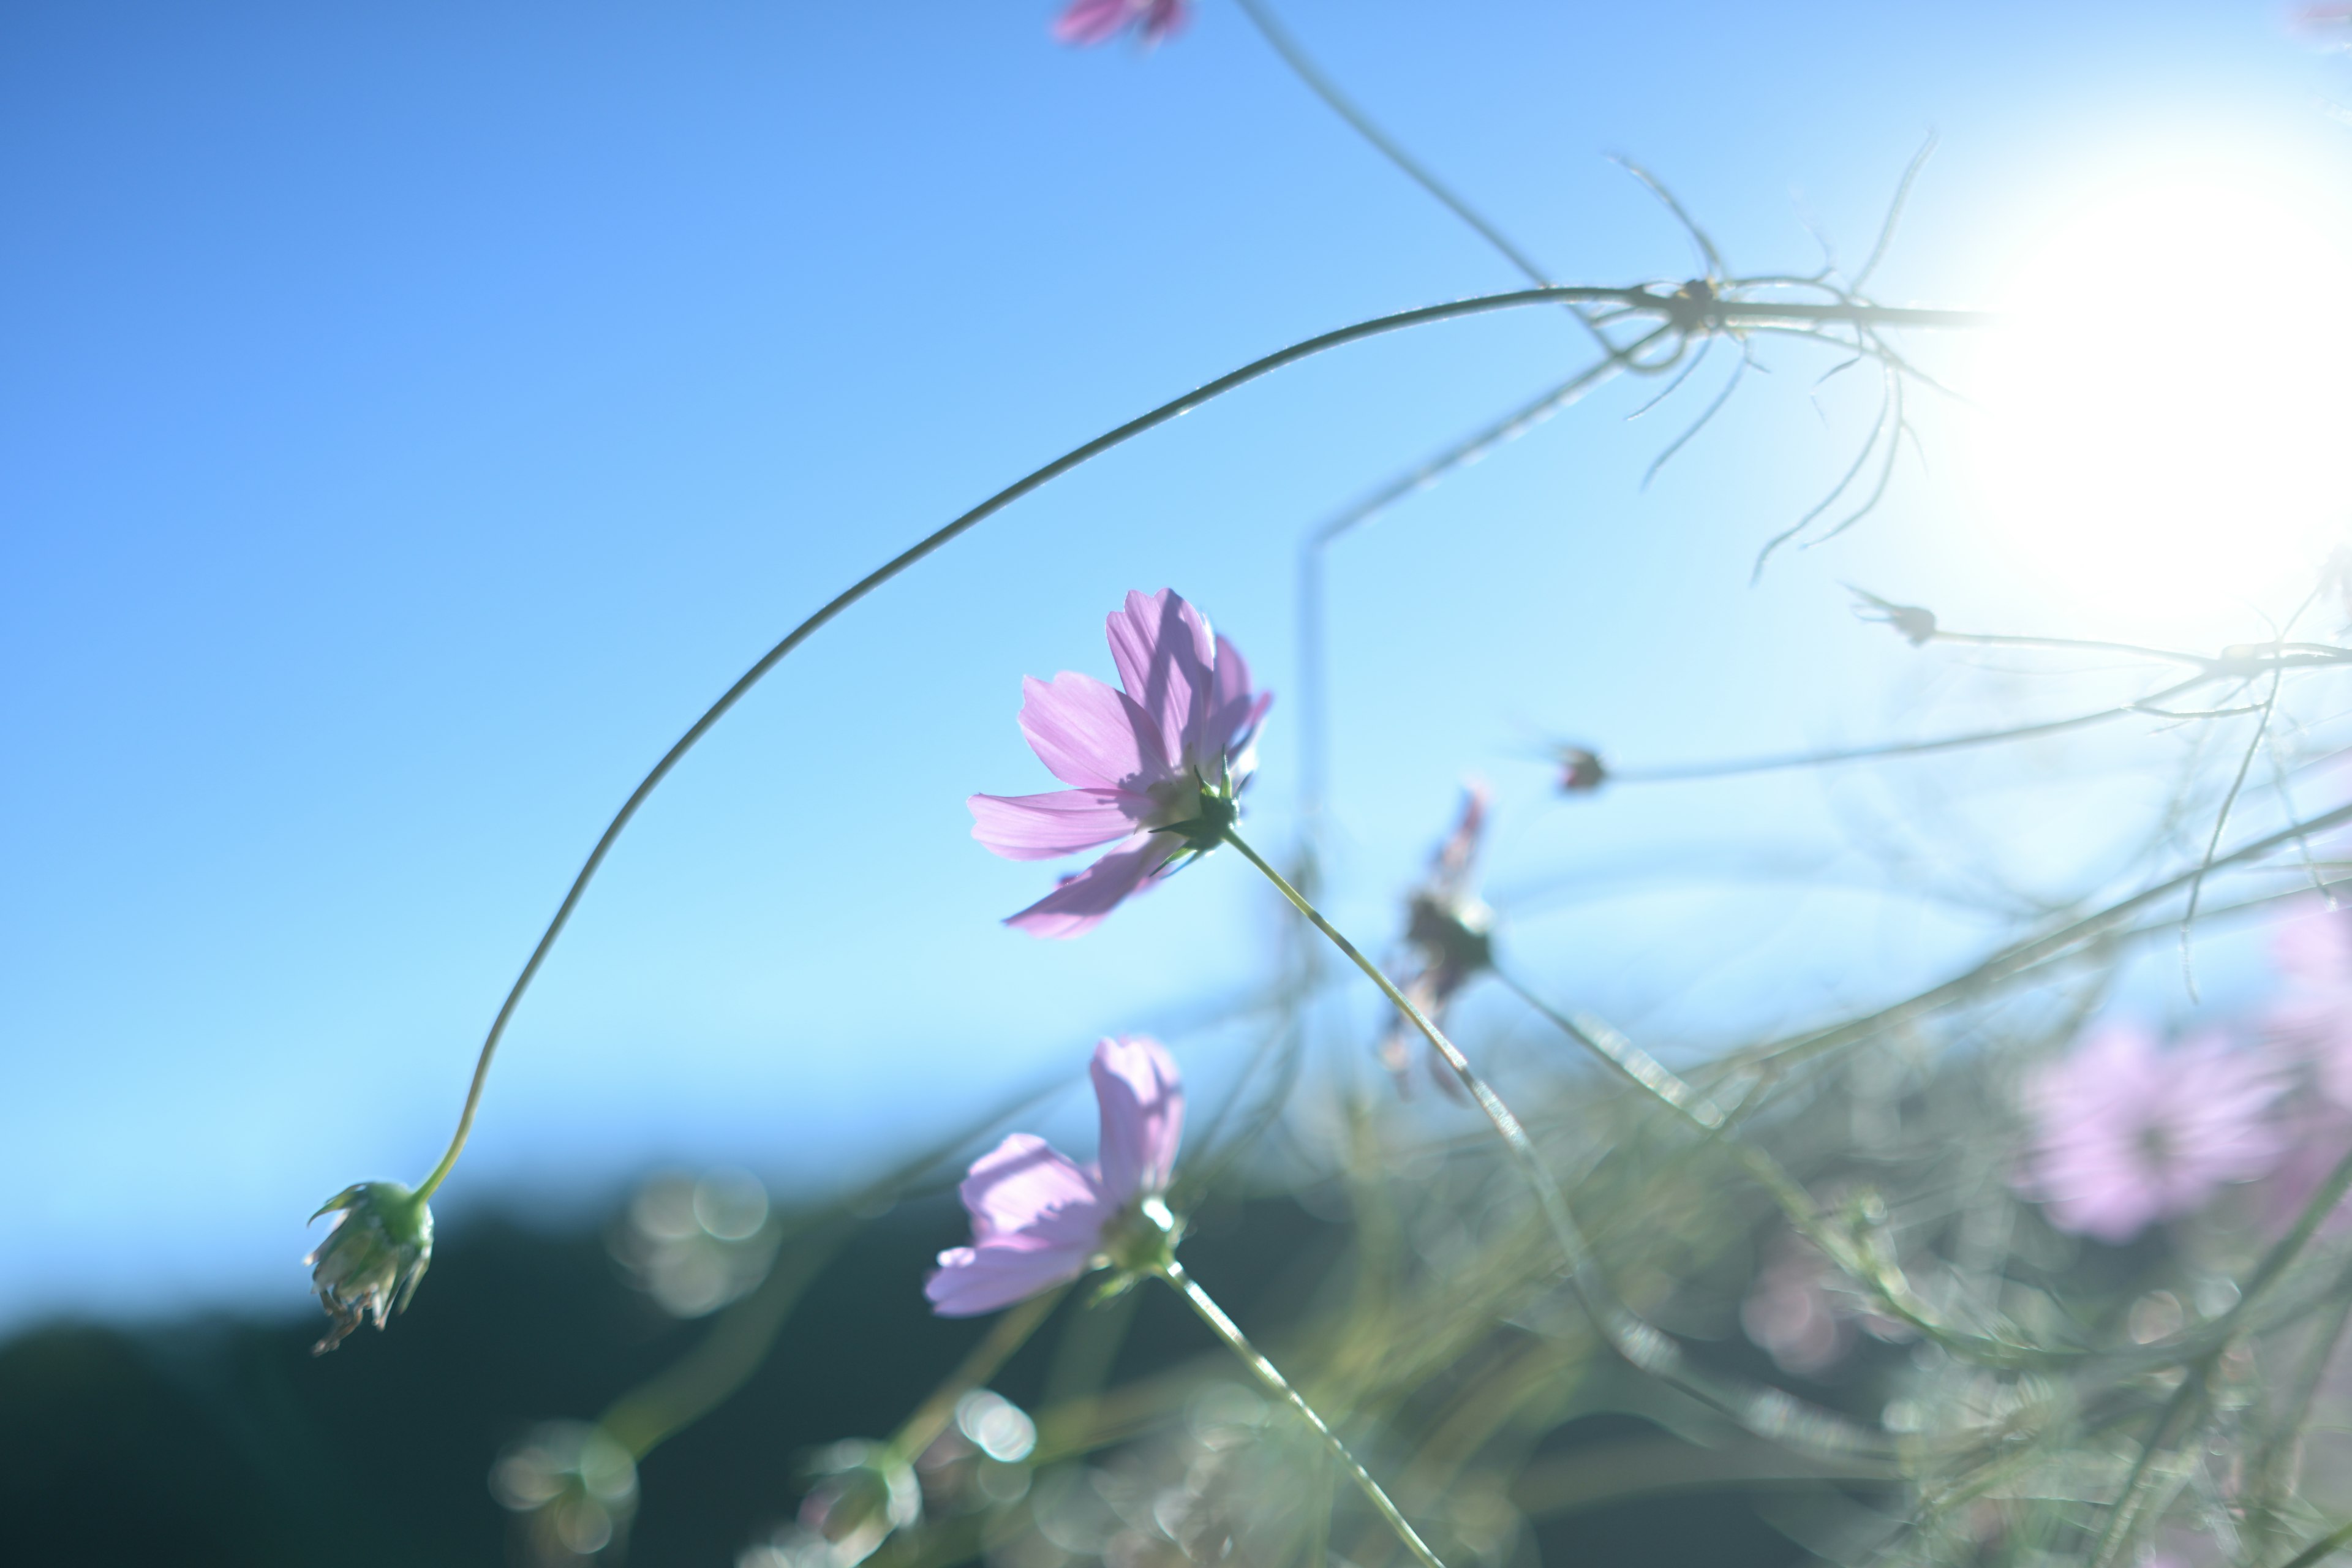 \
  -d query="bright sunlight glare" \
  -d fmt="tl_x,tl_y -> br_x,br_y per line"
1967,173 -> 2352,636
